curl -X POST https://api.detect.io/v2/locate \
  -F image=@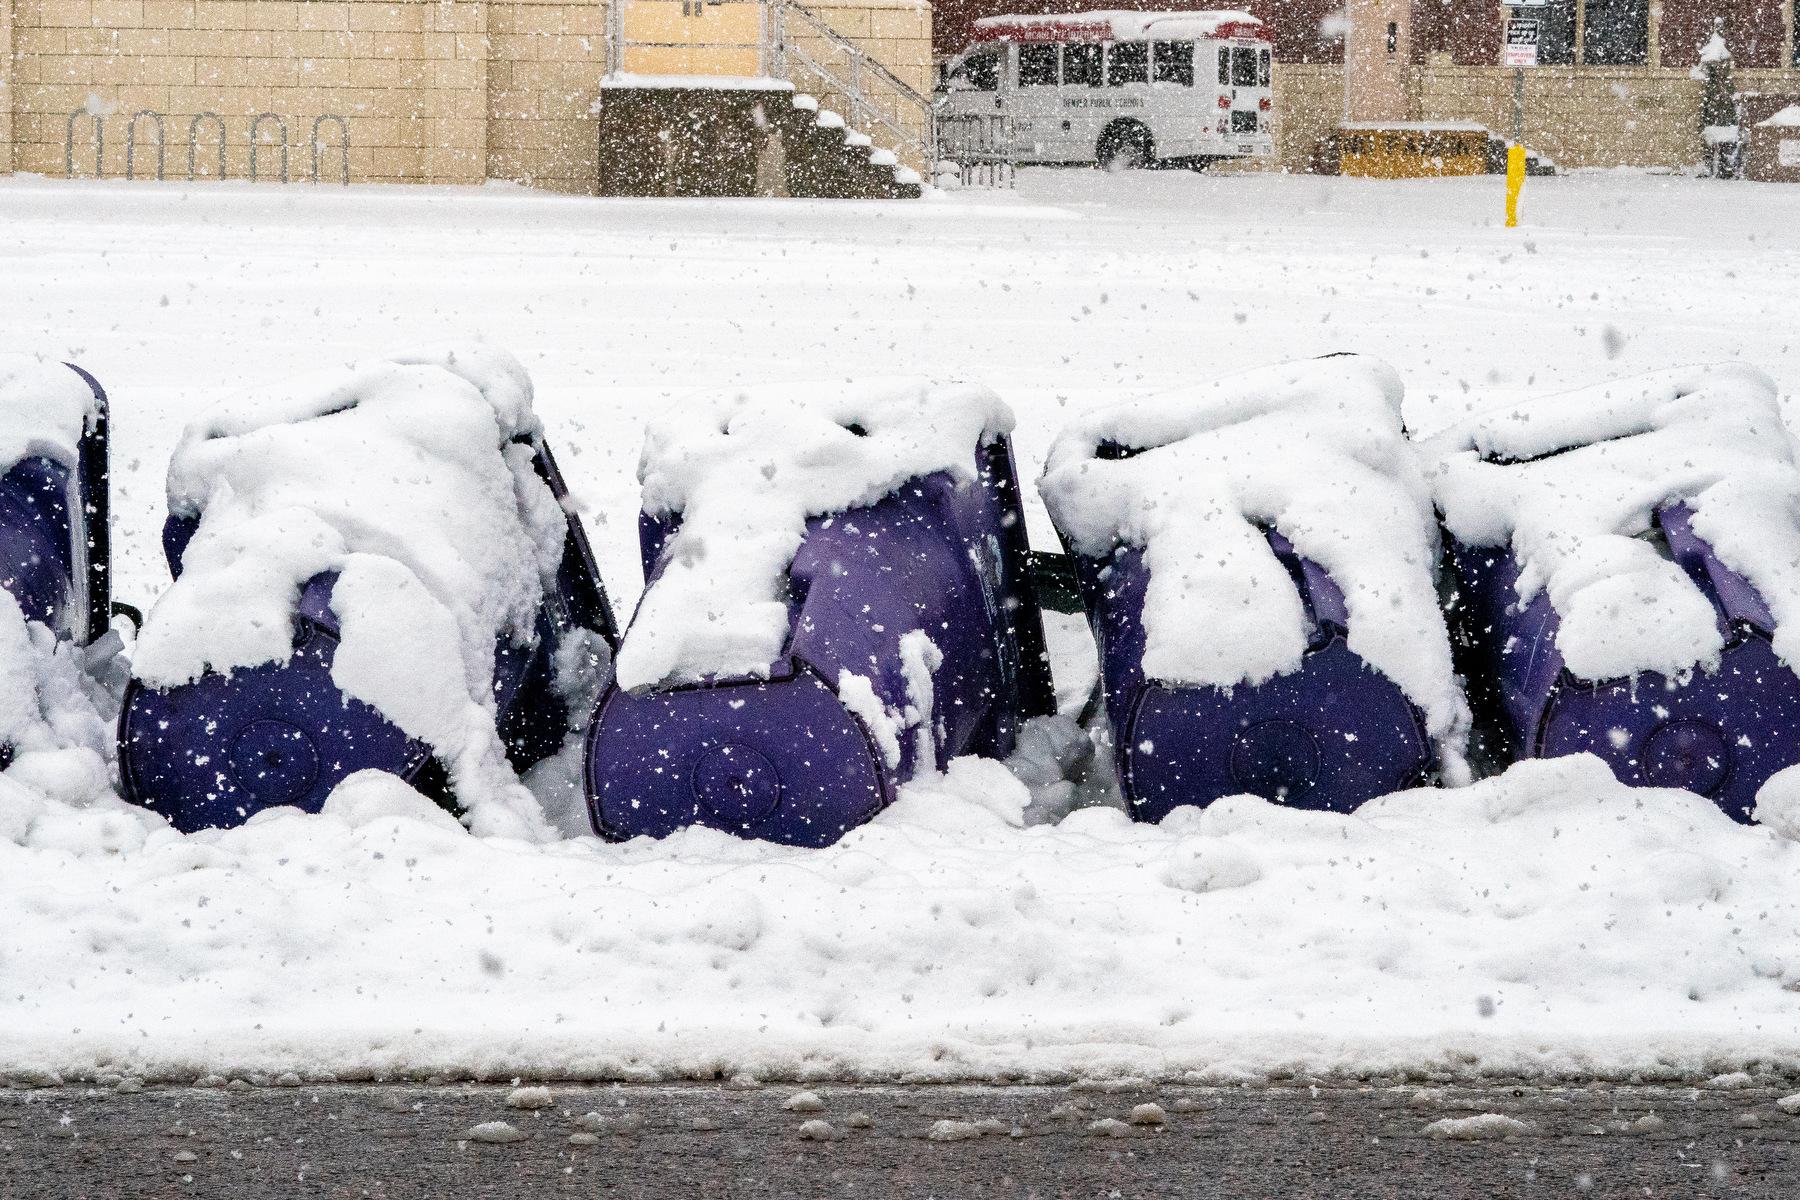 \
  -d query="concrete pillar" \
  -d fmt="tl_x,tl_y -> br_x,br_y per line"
1648,0 -> 1662,67
1344,0 -> 1415,123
